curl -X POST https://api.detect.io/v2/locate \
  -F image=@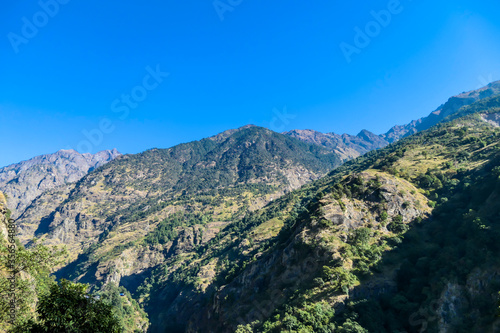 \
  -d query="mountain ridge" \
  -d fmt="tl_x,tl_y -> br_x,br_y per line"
4,82 -> 500,332
13,126 -> 343,276
381,79 -> 500,142
0,148 -> 120,219
283,128 -> 389,161
283,81 -> 500,161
